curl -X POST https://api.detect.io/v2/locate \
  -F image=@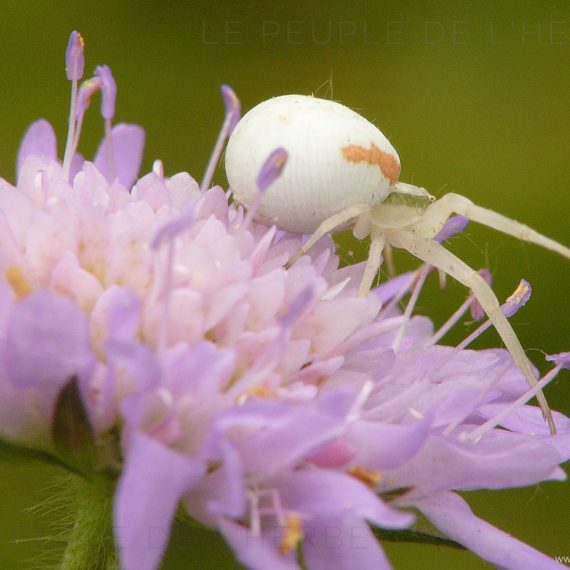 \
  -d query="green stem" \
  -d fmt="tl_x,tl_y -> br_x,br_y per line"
60,476 -> 117,570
